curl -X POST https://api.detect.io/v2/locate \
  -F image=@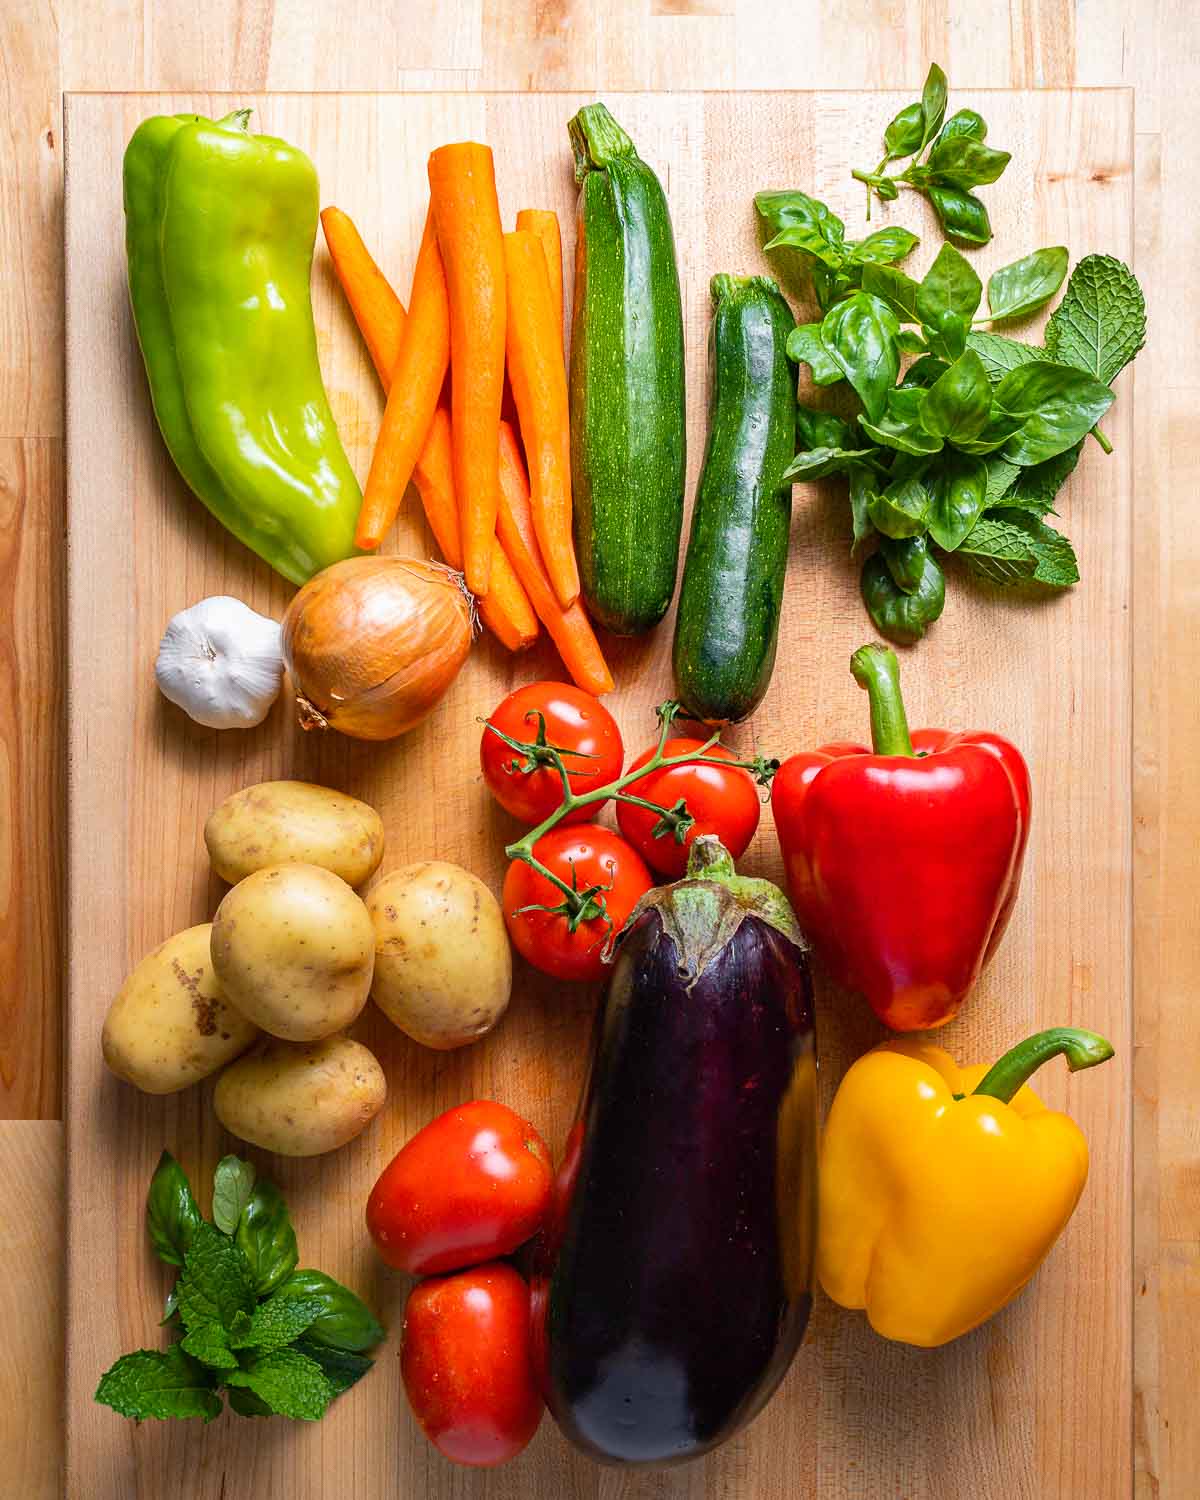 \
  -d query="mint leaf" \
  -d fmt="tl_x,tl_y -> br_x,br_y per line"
231,1294 -> 325,1354
989,508 -> 1080,585
967,331 -> 1050,384
177,1221 -> 256,1335
999,442 -> 1082,515
226,1349 -> 335,1422
180,1324 -> 239,1371
212,1157 -> 257,1236
956,516 -> 1039,584
292,1339 -> 375,1397
1044,254 -> 1146,386
234,1180 -> 298,1298
95,1345 -> 223,1423
146,1152 -> 202,1269
983,455 -> 1021,507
